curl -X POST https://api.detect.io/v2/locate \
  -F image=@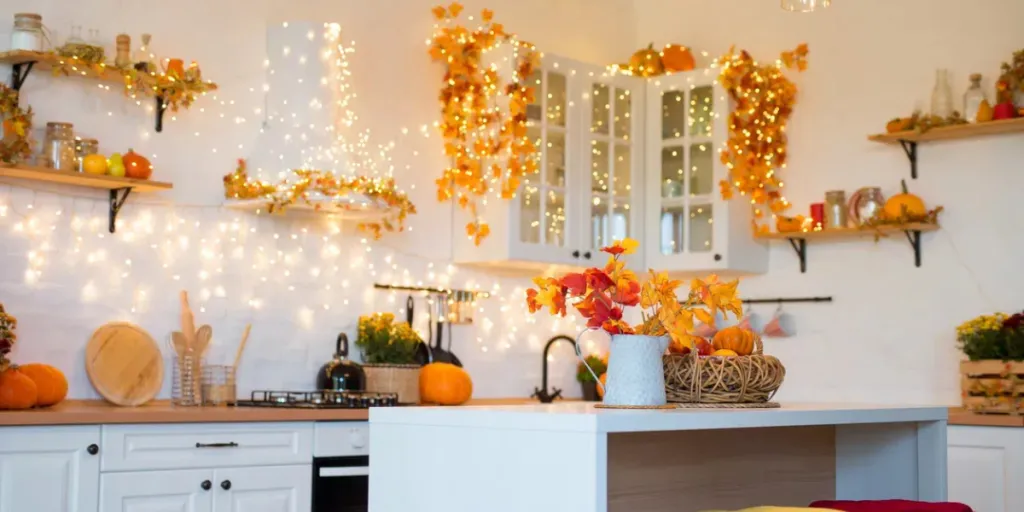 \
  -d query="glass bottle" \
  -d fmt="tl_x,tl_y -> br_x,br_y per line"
931,69 -> 954,118
963,73 -> 987,123
10,13 -> 44,52
40,122 -> 77,171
